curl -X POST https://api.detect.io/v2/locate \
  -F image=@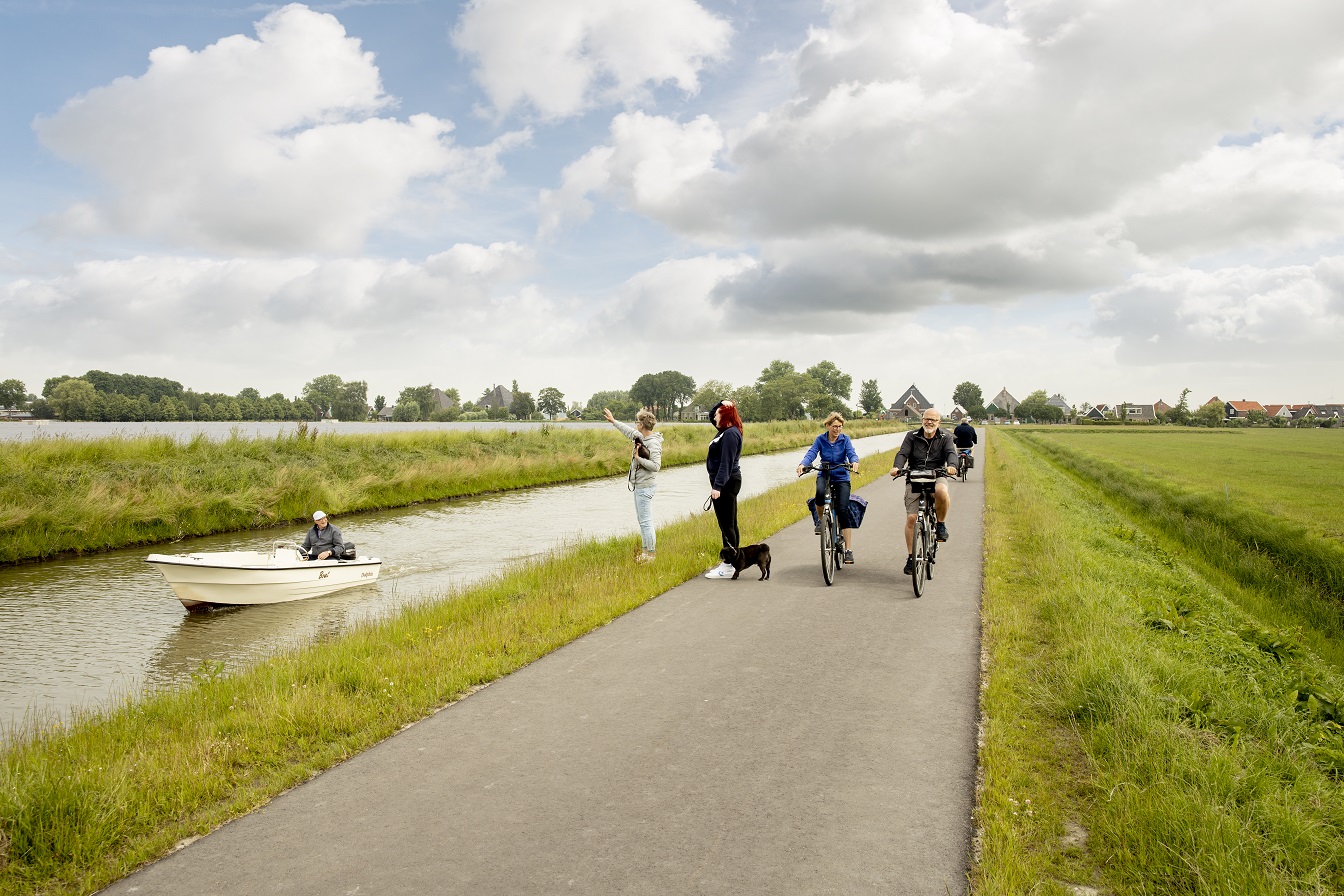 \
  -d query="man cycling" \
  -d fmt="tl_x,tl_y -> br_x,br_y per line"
889,409 -> 958,574
953,418 -> 978,471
